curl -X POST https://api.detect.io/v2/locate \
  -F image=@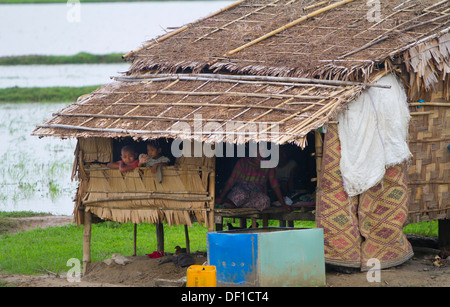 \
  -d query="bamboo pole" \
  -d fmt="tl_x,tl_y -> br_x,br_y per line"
340,13 -> 449,59
116,75 -> 344,89
184,225 -> 190,254
208,170 -> 216,232
388,26 -> 450,57
85,205 -> 212,211
115,73 -> 391,88
194,0 -> 281,42
91,89 -> 331,100
79,101 -> 300,112
82,195 -> 213,205
53,112 -> 285,125
156,223 -> 164,252
133,223 -> 137,256
409,102 -> 450,107
259,87 -> 349,138
86,190 -> 209,195
83,210 -> 92,275
282,88 -> 355,139
36,124 -> 262,136
424,0 -> 448,13
220,0 -> 356,58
